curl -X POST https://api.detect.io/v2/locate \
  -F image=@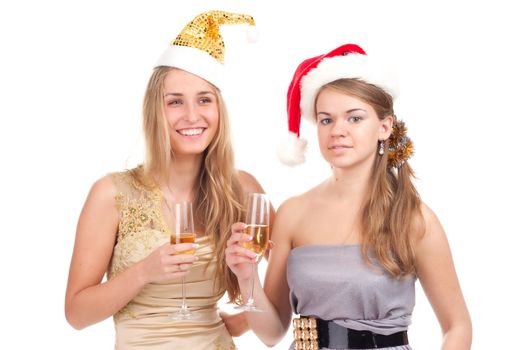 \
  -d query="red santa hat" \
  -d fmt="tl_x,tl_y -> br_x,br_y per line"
277,43 -> 400,166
